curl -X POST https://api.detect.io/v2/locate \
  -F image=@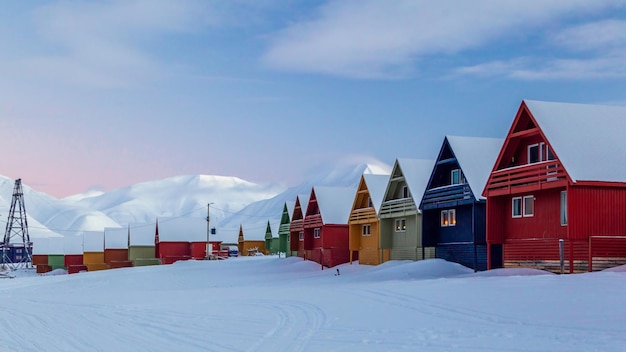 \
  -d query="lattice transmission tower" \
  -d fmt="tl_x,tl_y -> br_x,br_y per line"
1,179 -> 32,269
